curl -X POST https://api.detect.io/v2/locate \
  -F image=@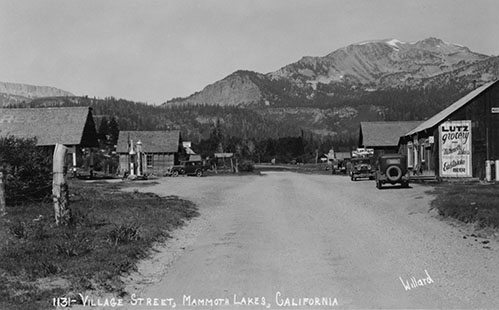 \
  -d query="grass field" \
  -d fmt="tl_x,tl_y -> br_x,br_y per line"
429,182 -> 499,229
0,179 -> 198,310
